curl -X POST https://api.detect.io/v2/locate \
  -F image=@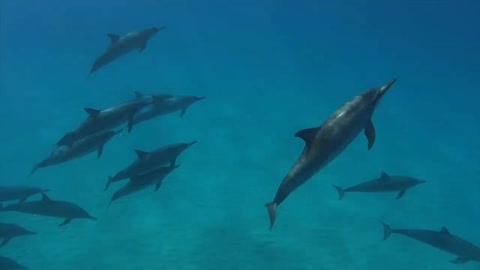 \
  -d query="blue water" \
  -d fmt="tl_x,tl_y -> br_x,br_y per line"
1,0 -> 479,269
